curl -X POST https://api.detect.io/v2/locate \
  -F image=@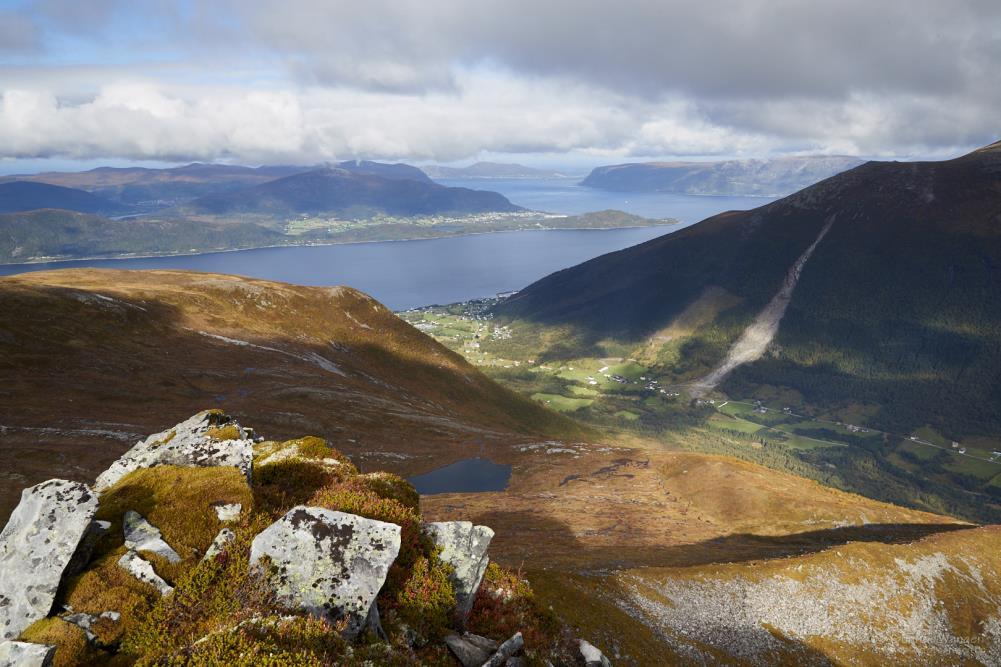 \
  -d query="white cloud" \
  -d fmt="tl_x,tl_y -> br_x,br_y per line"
0,0 -> 998,163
